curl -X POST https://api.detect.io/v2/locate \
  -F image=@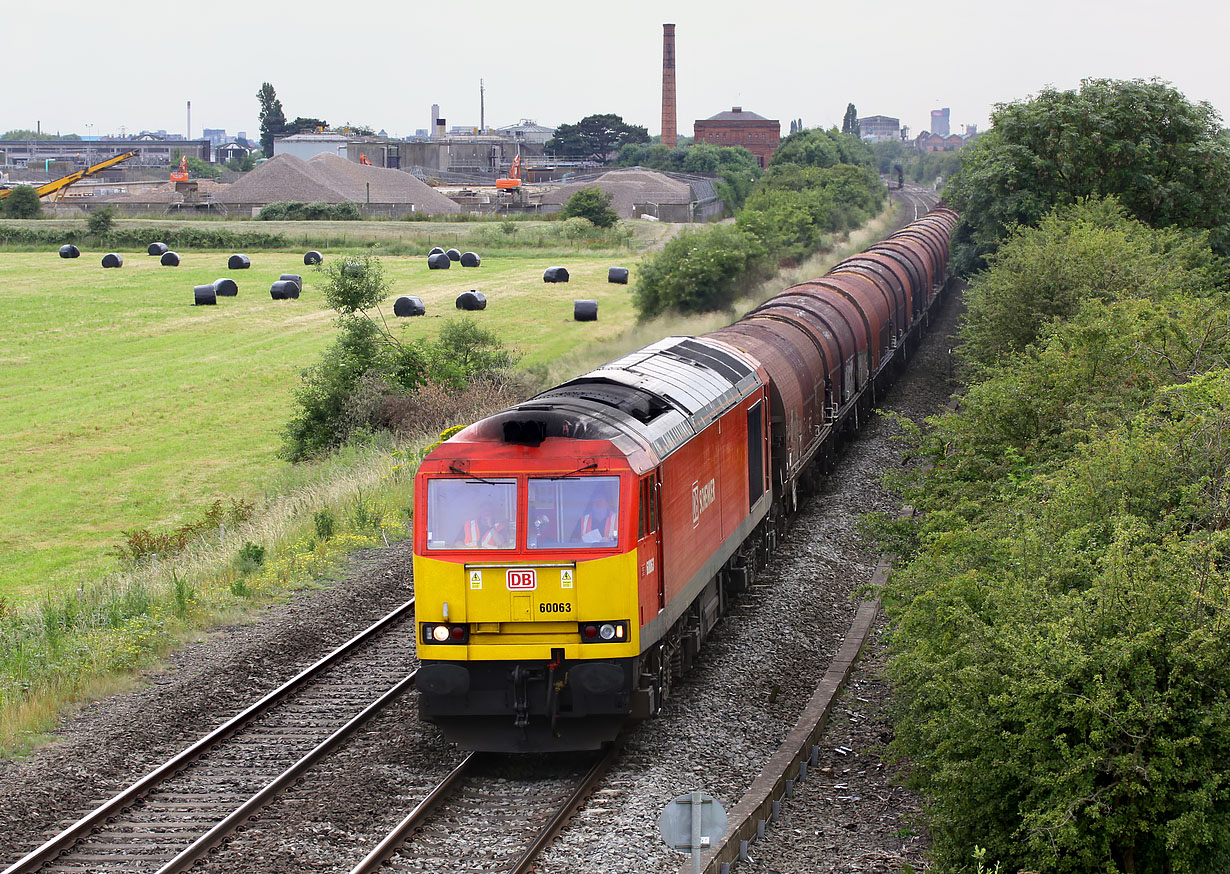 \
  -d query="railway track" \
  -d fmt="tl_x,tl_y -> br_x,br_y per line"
3,599 -> 421,874
350,746 -> 618,874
